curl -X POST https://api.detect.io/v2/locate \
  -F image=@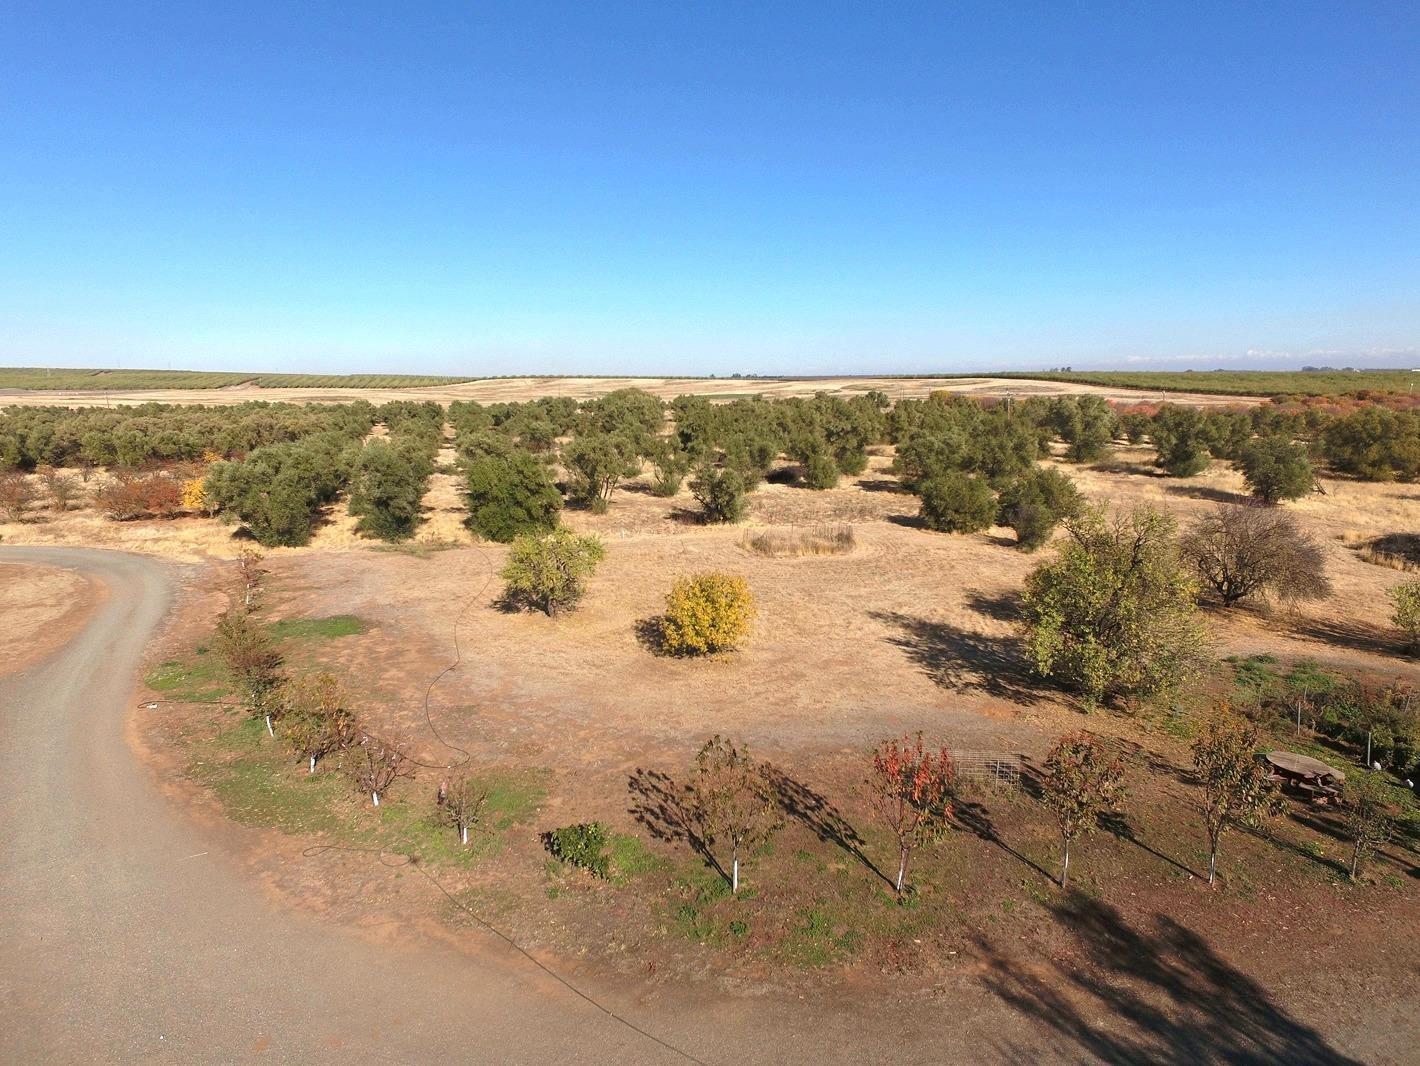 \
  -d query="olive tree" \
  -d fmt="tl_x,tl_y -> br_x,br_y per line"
464,450 -> 562,542
1023,506 -> 1209,707
997,466 -> 1083,551
1238,436 -> 1315,504
1392,578 -> 1420,653
499,528 -> 605,616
